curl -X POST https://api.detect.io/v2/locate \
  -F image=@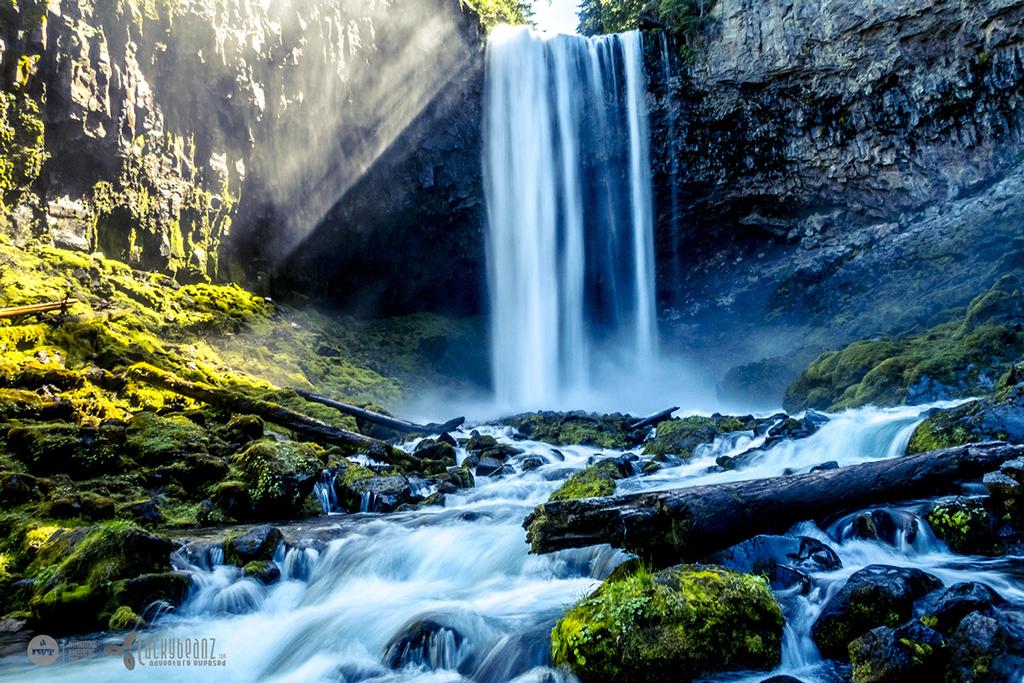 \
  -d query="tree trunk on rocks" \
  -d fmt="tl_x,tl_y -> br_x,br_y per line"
629,407 -> 680,431
524,442 -> 1024,565
294,390 -> 464,435
127,364 -> 411,466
